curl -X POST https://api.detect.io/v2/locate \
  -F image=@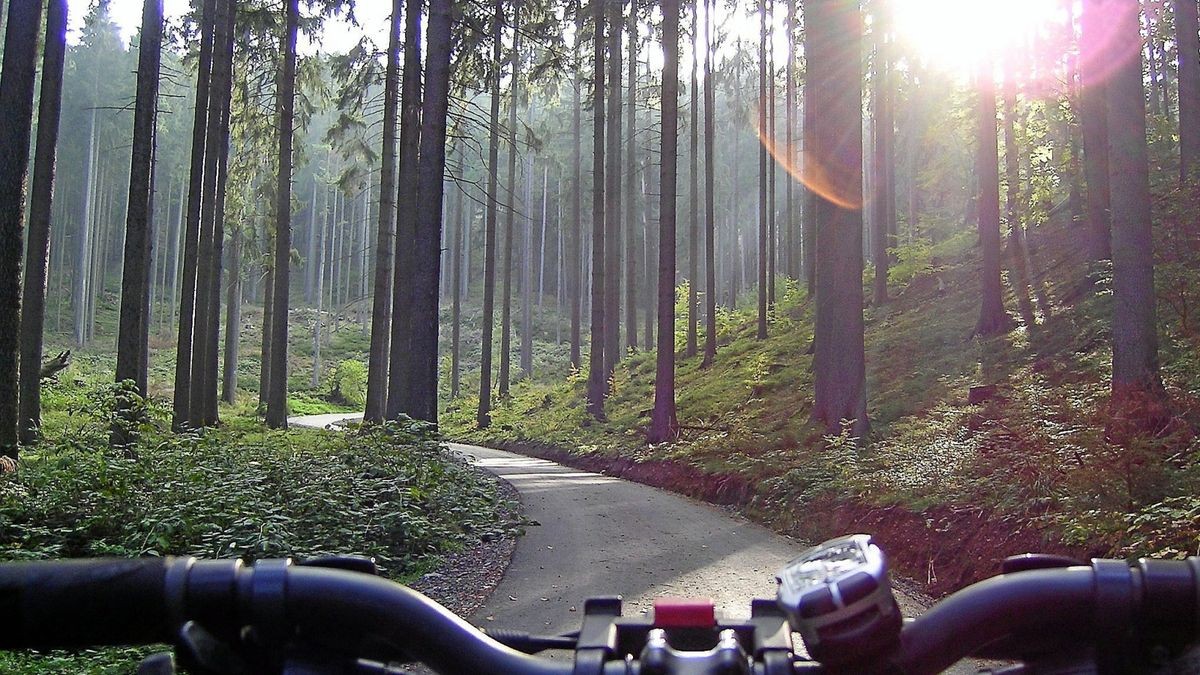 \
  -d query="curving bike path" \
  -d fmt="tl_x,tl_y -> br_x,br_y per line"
290,414 -> 969,671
